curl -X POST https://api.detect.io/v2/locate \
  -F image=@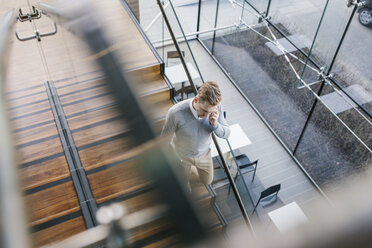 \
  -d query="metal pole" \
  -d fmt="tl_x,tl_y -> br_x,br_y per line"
240,0 -> 246,26
196,0 -> 202,37
326,4 -> 358,75
211,0 -> 220,55
211,135 -> 254,232
265,0 -> 272,18
293,80 -> 326,155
